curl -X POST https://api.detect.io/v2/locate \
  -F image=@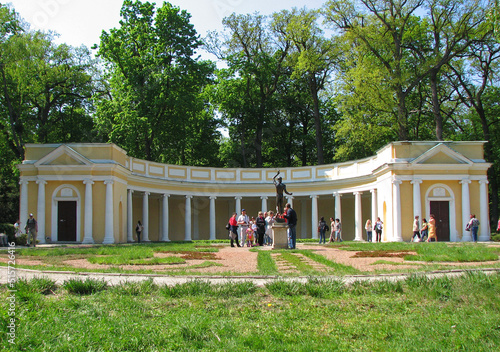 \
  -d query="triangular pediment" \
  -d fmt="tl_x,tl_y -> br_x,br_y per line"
411,143 -> 473,165
34,145 -> 92,167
